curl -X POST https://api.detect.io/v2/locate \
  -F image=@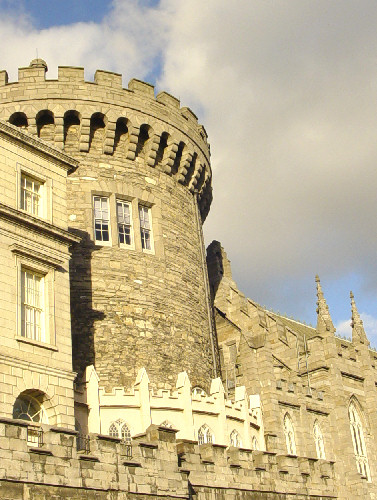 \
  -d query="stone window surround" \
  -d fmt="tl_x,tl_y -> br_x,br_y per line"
16,163 -> 53,224
12,249 -> 58,350
91,190 -> 157,255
